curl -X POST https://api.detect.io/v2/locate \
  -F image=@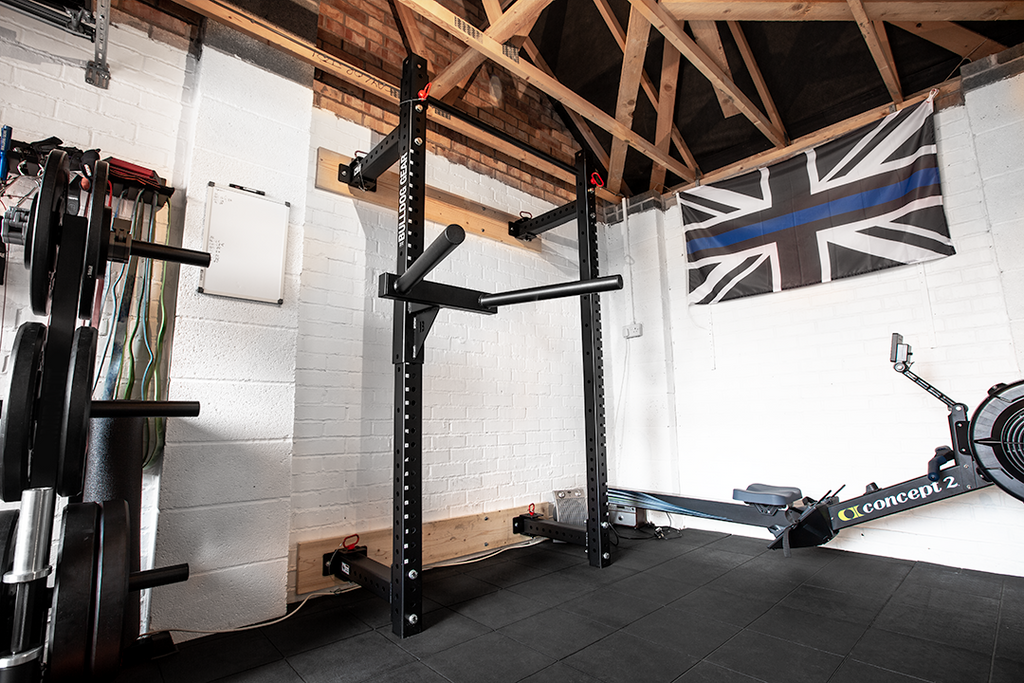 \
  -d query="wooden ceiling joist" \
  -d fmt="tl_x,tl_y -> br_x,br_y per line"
629,0 -> 787,148
848,0 -> 904,103
398,0 -> 697,183
690,20 -> 742,118
891,20 -> 1007,59
593,0 -> 700,172
391,0 -> 431,72
726,20 -> 787,140
659,1 -> 1024,22
607,7 -> 652,195
649,44 -> 681,192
